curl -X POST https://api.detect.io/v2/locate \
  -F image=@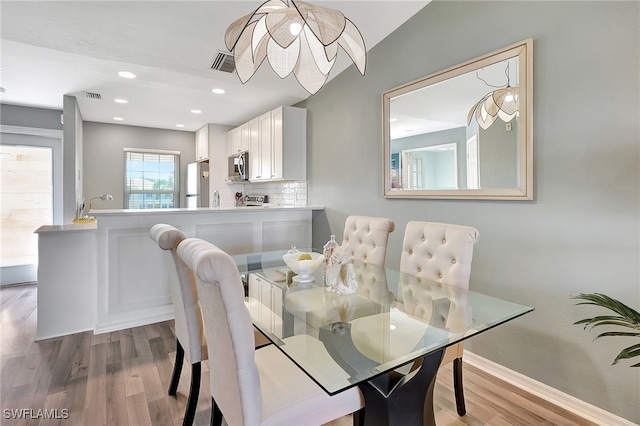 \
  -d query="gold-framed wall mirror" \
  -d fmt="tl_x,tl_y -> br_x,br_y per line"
383,39 -> 533,200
